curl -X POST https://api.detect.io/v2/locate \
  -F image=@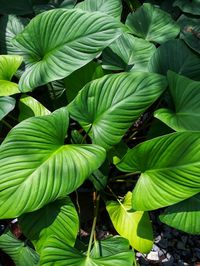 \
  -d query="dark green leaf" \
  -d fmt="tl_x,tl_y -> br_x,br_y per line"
0,96 -> 15,120
174,0 -> 200,15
